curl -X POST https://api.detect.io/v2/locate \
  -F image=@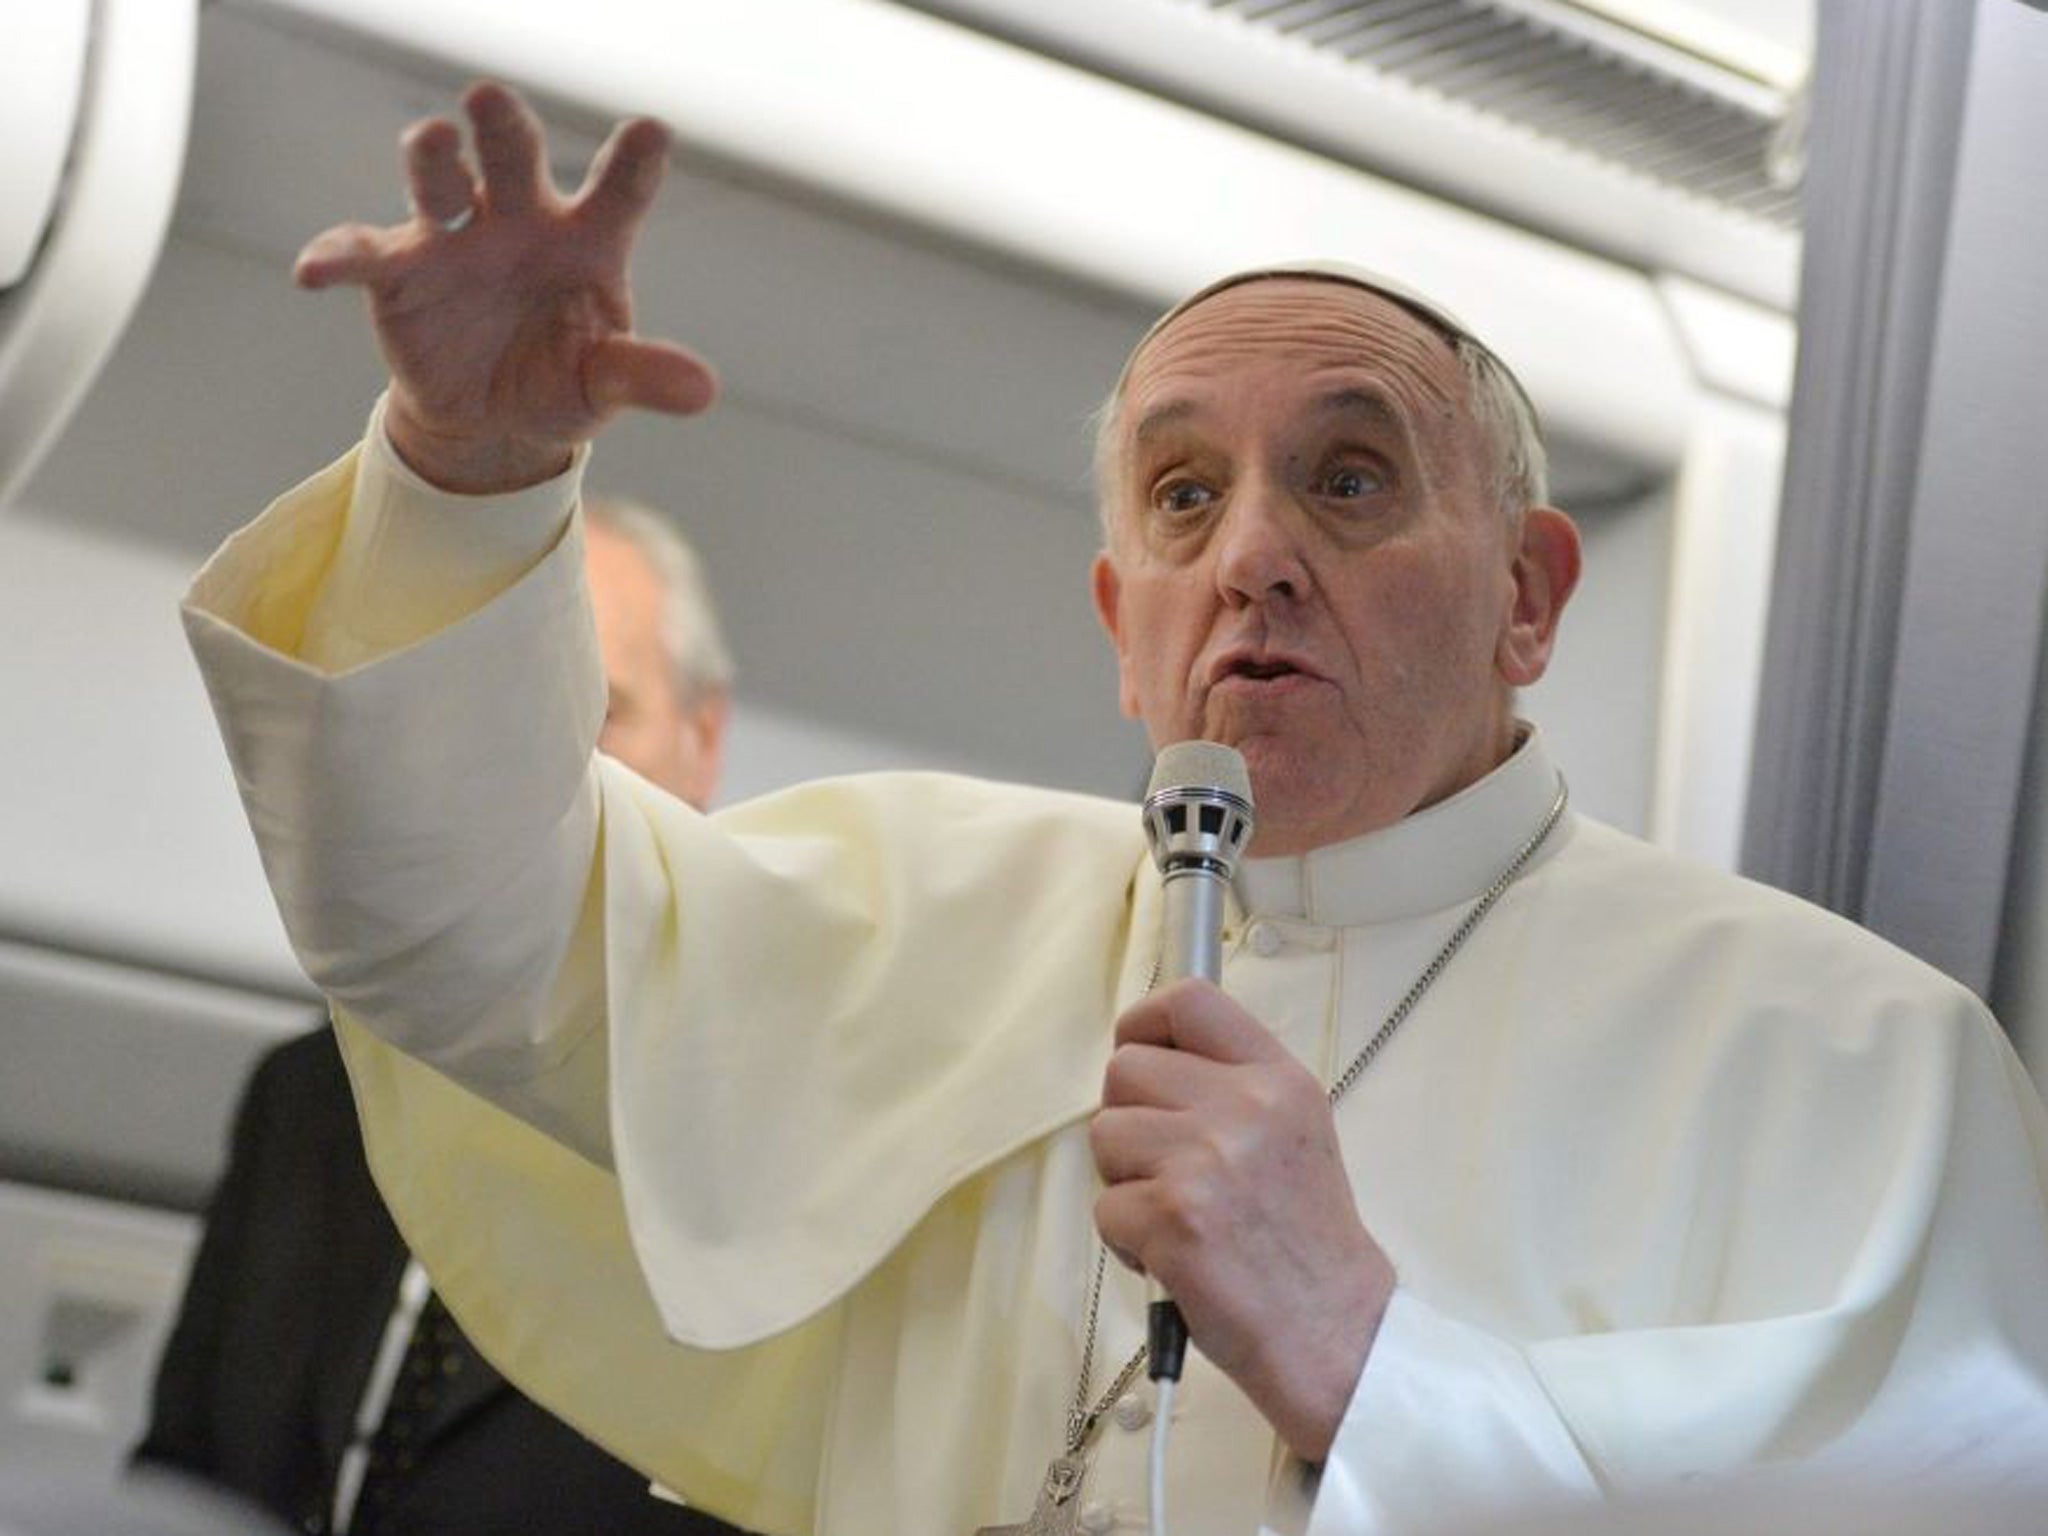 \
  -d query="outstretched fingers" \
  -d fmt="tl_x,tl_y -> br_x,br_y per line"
575,116 -> 671,245
466,80 -> 552,216
297,79 -> 716,463
403,116 -> 476,230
